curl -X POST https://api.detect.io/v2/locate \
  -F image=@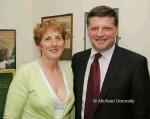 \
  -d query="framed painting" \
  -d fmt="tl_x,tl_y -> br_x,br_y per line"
0,69 -> 15,118
42,13 -> 73,60
0,29 -> 16,69
84,8 -> 120,50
